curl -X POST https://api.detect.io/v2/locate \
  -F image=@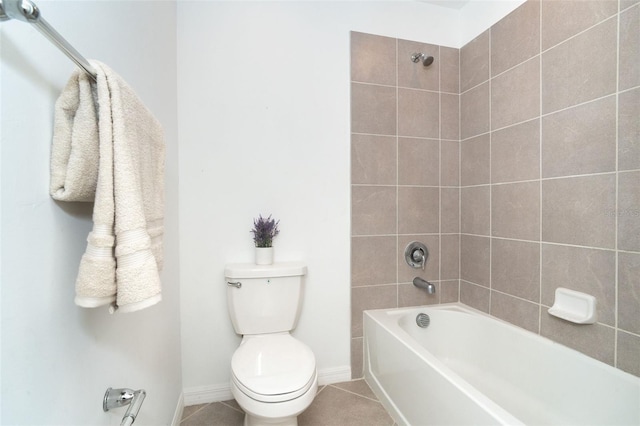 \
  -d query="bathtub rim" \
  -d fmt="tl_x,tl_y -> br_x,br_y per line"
365,301 -> 640,383
363,302 -> 524,426
363,302 -> 640,426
